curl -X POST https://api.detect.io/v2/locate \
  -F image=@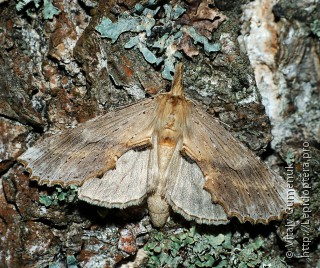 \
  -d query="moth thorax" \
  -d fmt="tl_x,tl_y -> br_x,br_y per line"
158,113 -> 183,147
158,129 -> 181,147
